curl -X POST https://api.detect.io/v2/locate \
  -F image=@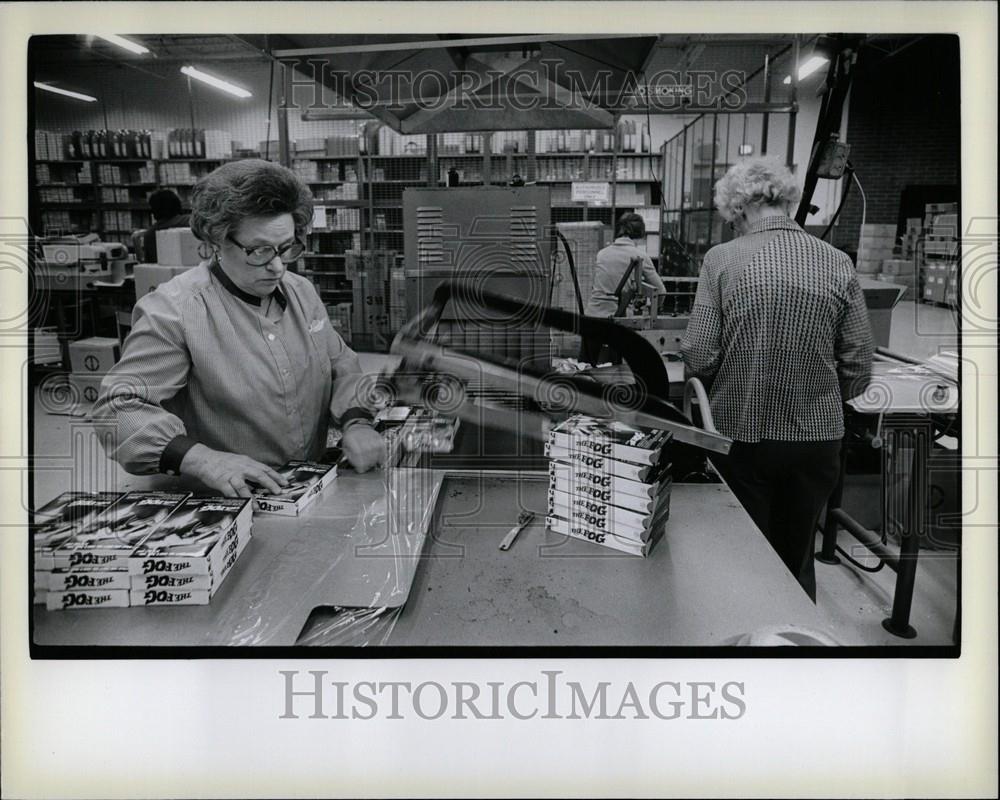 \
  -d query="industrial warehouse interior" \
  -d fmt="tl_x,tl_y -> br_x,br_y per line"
26,32 -> 965,650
